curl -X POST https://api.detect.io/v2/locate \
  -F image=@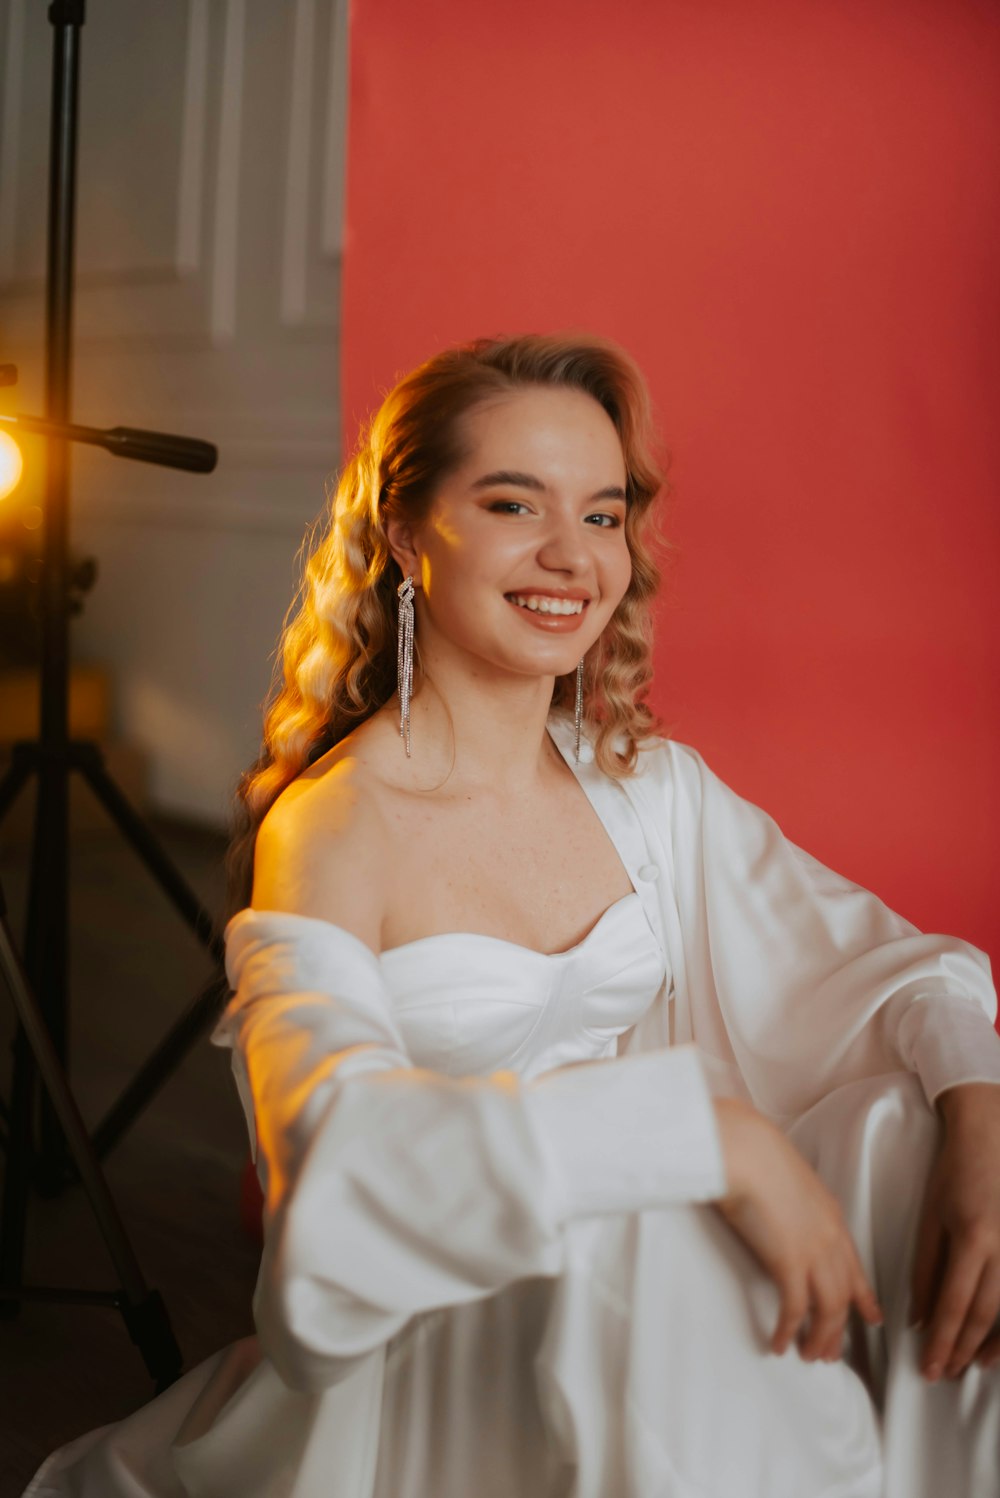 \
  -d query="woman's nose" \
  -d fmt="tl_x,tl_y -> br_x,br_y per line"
536,517 -> 592,570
